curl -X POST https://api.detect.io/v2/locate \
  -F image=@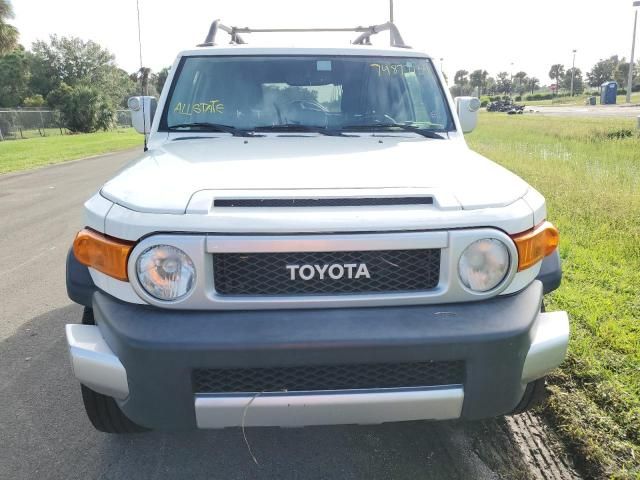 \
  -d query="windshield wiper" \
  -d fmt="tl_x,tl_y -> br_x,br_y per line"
168,122 -> 257,137
340,123 -> 446,139
252,124 -> 350,137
